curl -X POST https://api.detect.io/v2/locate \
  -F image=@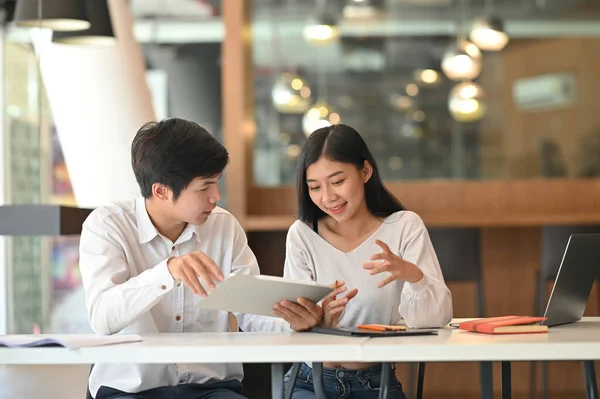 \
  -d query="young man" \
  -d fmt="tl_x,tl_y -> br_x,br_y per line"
79,118 -> 323,399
